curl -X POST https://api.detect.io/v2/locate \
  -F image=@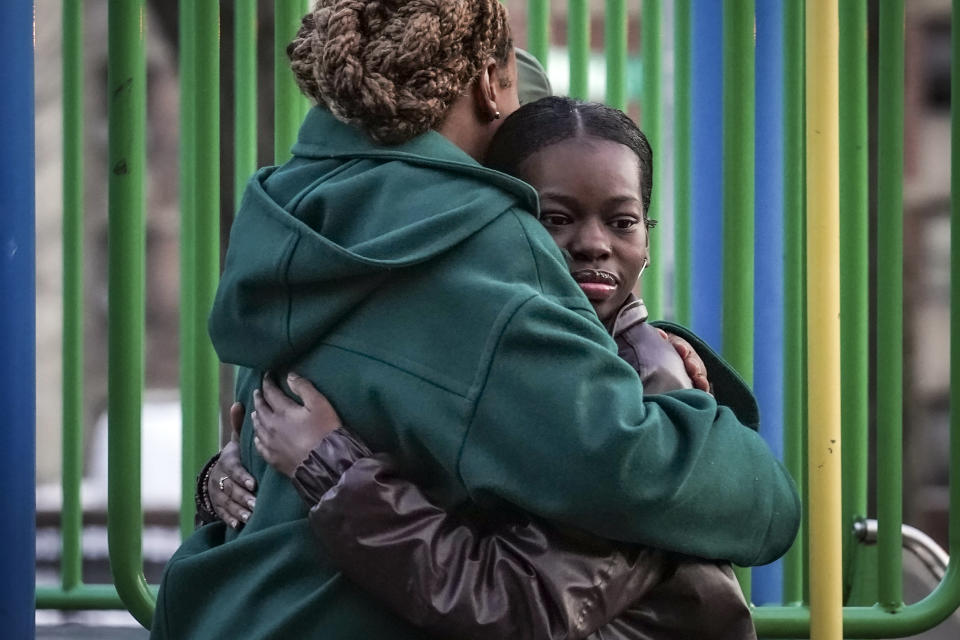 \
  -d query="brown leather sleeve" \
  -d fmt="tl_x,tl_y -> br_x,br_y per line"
308,453 -> 674,640
595,561 -> 756,640
290,428 -> 372,505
